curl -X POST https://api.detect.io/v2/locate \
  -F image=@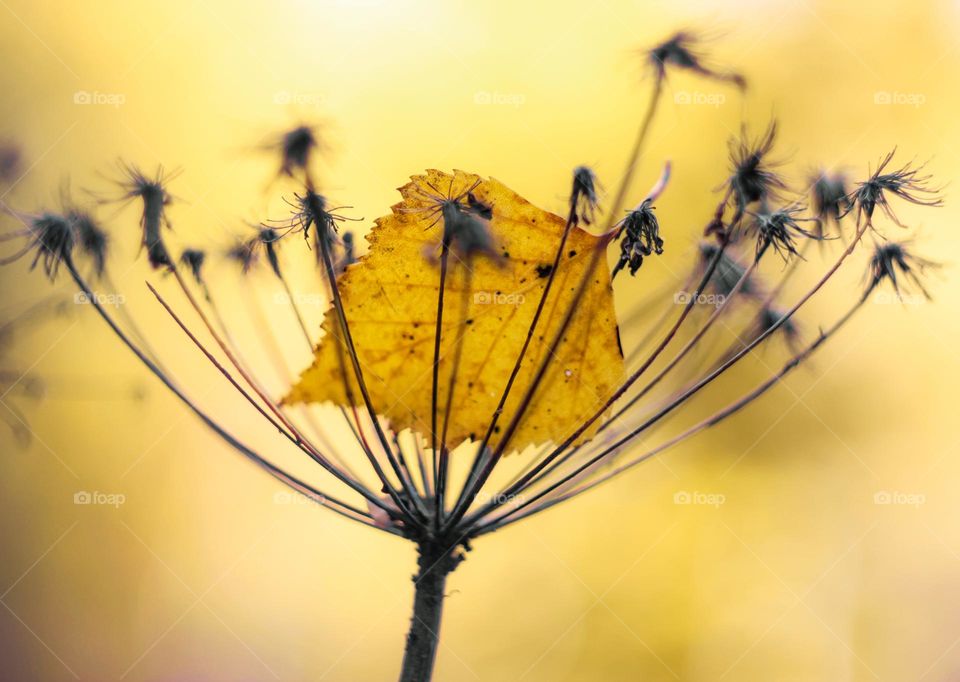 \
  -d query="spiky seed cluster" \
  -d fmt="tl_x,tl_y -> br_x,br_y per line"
226,238 -> 258,273
752,305 -> 801,350
698,242 -> 759,299
810,170 -> 852,238
211,190 -> 332,280
613,199 -> 663,278
235,228 -> 283,278
0,31 -> 948,682
727,123 -> 787,221
648,31 -> 746,87
339,232 -> 356,272
750,205 -> 820,261
848,151 -> 943,227
118,165 -> 175,269
22,214 -> 75,280
295,190 -> 329,234
1,205 -> 111,281
289,189 -> 360,271
262,229 -> 284,277
277,125 -> 319,178
466,192 -> 493,220
297,190 -> 338,257
440,199 -> 499,261
180,249 -> 206,284
866,242 -> 939,299
571,166 -> 600,227
66,209 -> 109,278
